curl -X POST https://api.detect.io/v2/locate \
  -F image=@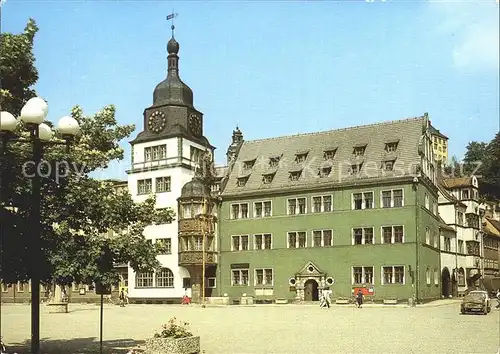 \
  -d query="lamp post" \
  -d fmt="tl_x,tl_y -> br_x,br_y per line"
0,97 -> 79,354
